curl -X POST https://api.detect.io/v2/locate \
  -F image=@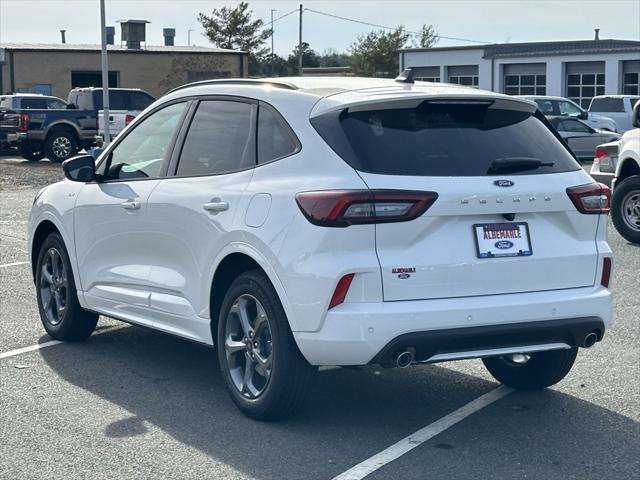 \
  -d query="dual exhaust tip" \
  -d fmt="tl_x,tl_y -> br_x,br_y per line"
394,332 -> 599,368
